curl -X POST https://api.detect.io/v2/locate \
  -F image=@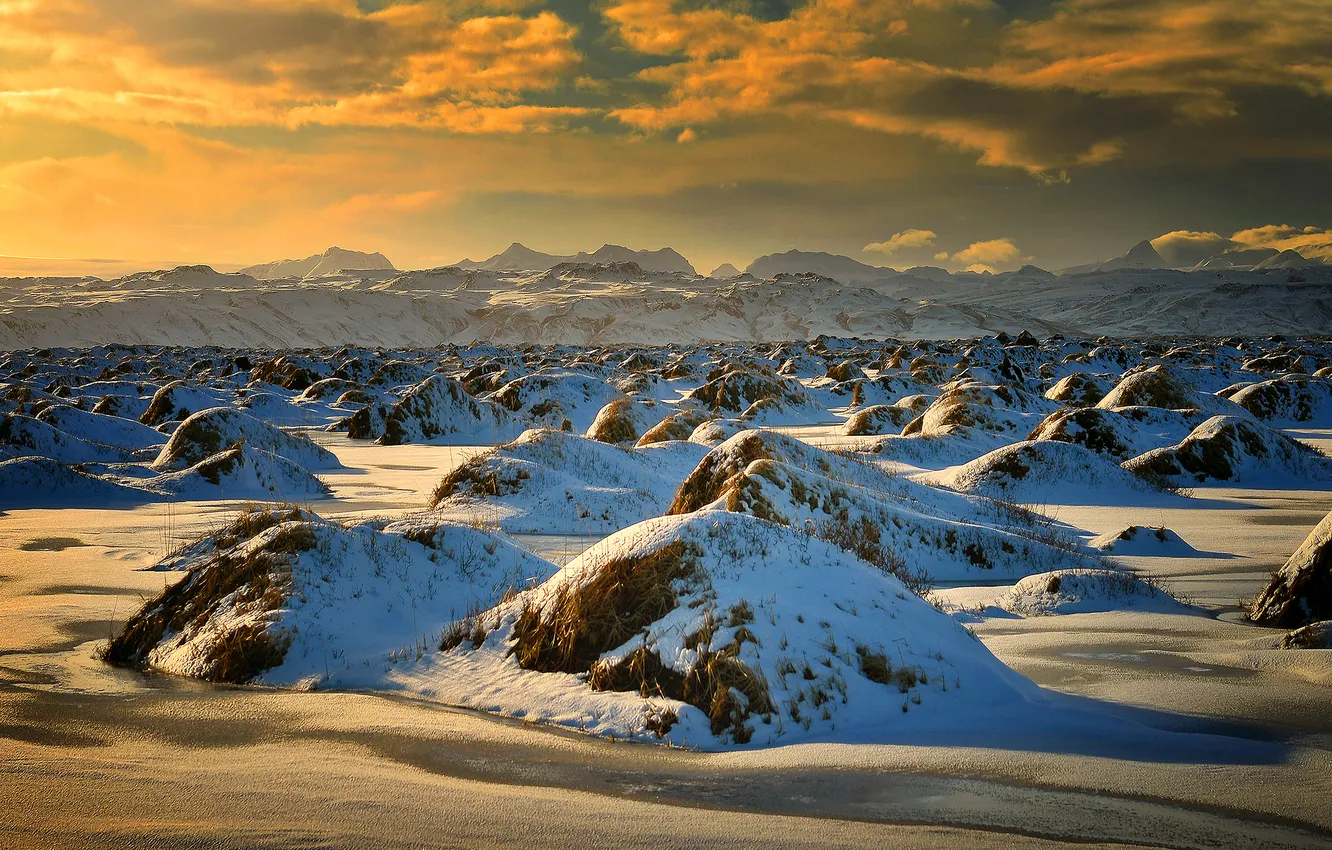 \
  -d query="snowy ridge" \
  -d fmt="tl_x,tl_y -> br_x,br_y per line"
5,263 -> 1332,348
